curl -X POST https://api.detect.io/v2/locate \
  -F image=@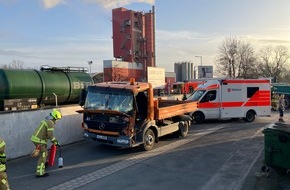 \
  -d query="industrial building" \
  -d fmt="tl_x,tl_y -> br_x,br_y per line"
174,62 -> 194,82
174,62 -> 214,82
103,60 -> 143,82
104,6 -> 156,82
